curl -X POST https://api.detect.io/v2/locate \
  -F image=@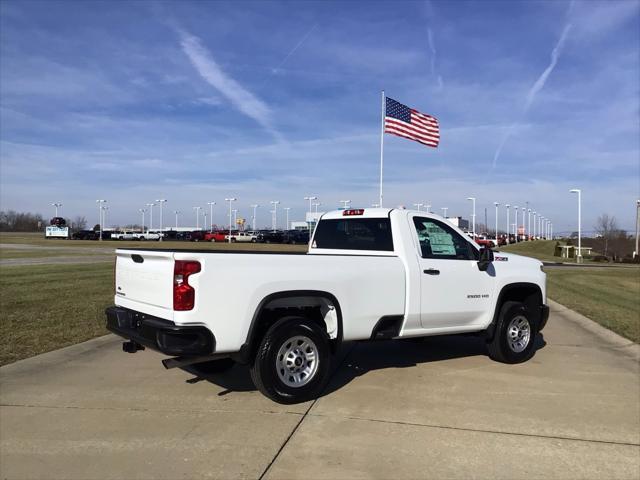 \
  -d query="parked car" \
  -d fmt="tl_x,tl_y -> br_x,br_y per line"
50,216 -> 66,227
132,232 -> 161,241
228,231 -> 258,243
71,230 -> 98,240
204,231 -> 228,242
282,230 -> 310,245
162,230 -> 188,241
259,230 -> 285,243
111,231 -> 136,240
107,208 -> 548,404
187,231 -> 206,242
